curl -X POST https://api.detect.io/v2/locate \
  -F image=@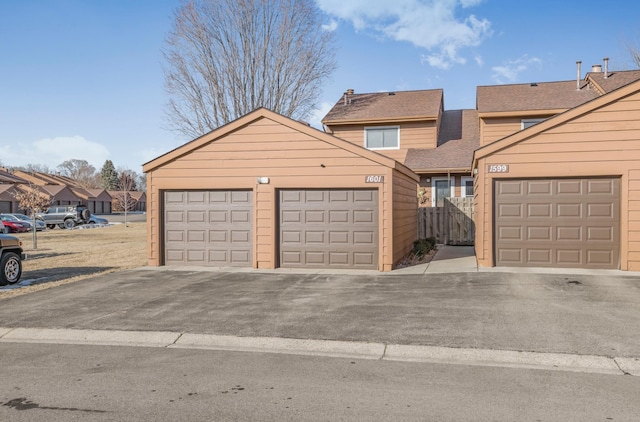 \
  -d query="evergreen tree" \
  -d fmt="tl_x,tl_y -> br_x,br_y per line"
100,160 -> 119,190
